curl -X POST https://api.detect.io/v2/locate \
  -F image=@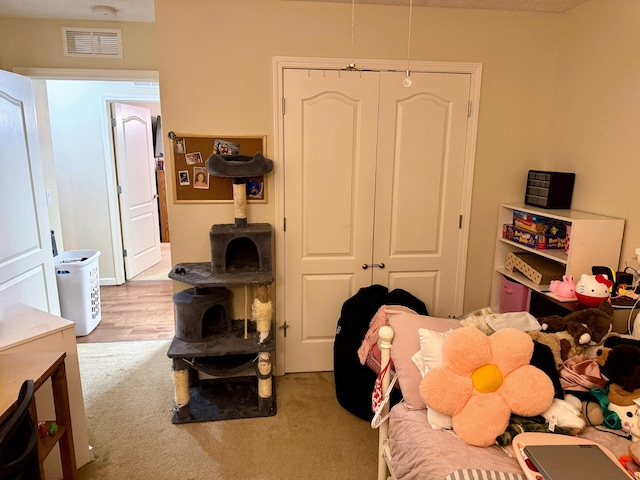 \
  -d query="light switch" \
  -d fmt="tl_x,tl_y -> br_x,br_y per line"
46,189 -> 52,205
